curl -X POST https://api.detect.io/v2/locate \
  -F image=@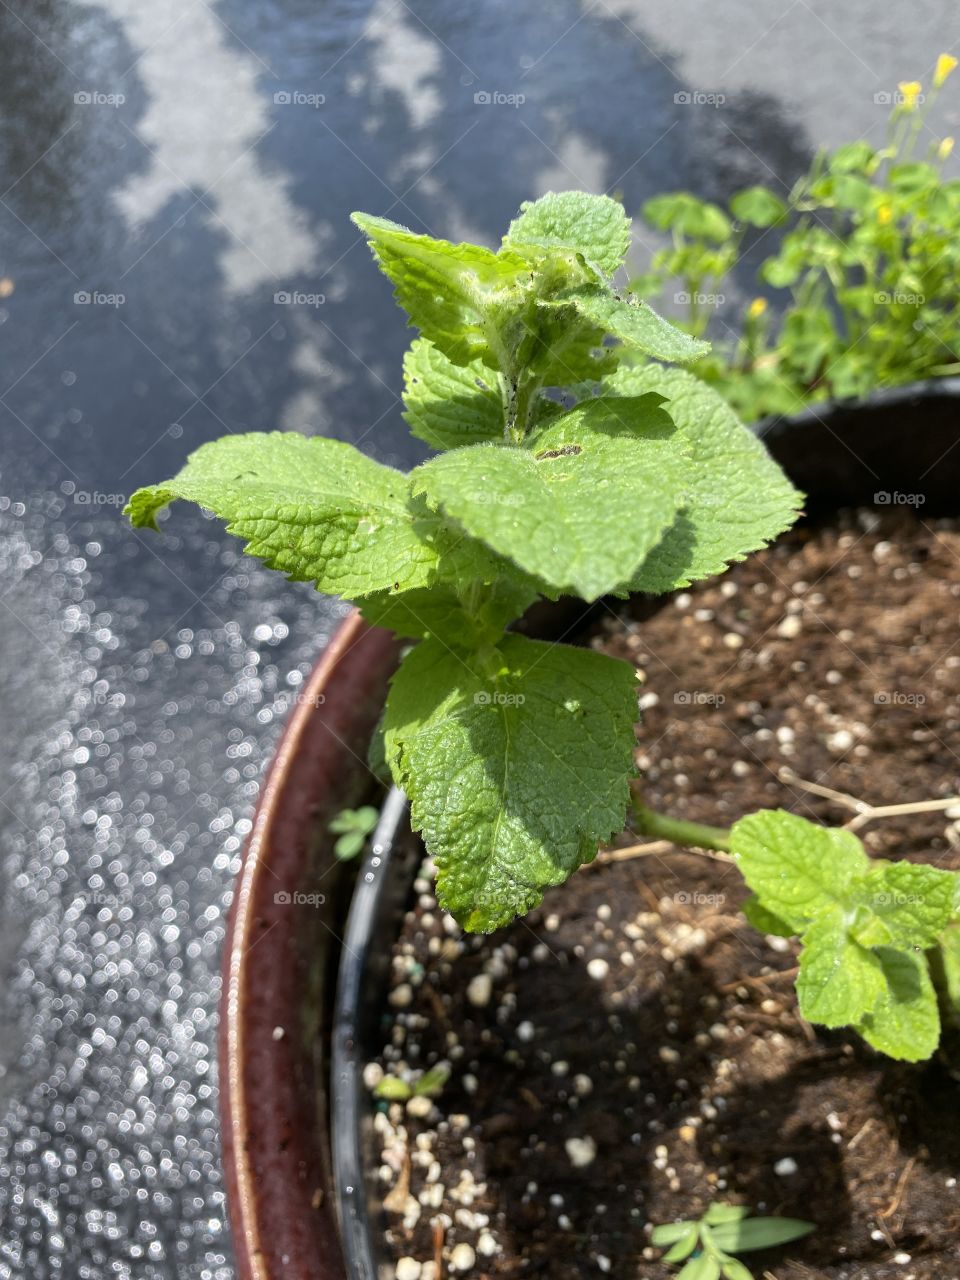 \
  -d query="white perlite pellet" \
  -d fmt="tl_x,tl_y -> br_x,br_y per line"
774,1157 -> 798,1176
565,1135 -> 598,1168
466,973 -> 493,1008
396,1258 -> 421,1280
449,1242 -> 476,1272
586,957 -> 609,981
477,1231 -> 497,1257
